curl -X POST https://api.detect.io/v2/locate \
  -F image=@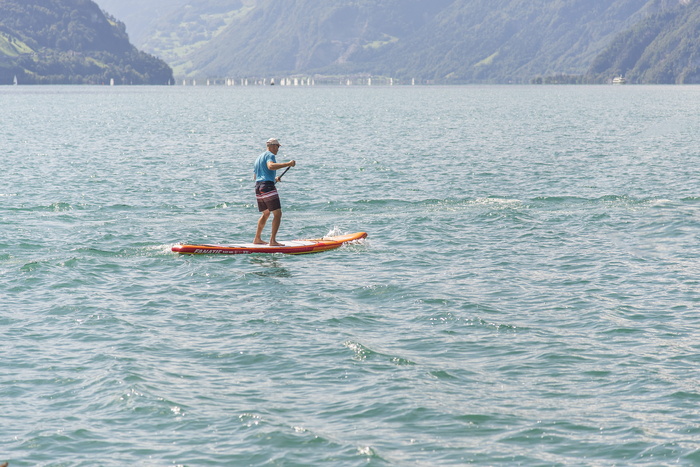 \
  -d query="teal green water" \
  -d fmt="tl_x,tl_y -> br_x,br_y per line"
2,85 -> 700,466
